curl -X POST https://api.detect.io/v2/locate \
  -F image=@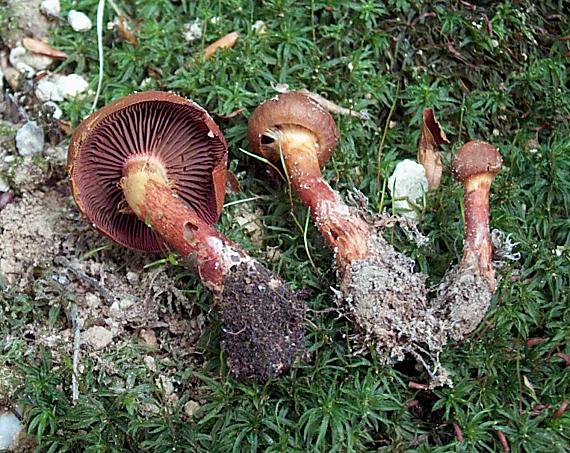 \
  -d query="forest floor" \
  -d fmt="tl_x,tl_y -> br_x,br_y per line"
0,0 -> 568,451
